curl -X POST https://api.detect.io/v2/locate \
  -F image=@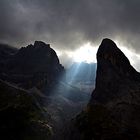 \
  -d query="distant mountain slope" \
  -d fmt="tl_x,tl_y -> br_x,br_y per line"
67,62 -> 96,83
66,62 -> 96,93
64,39 -> 140,140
